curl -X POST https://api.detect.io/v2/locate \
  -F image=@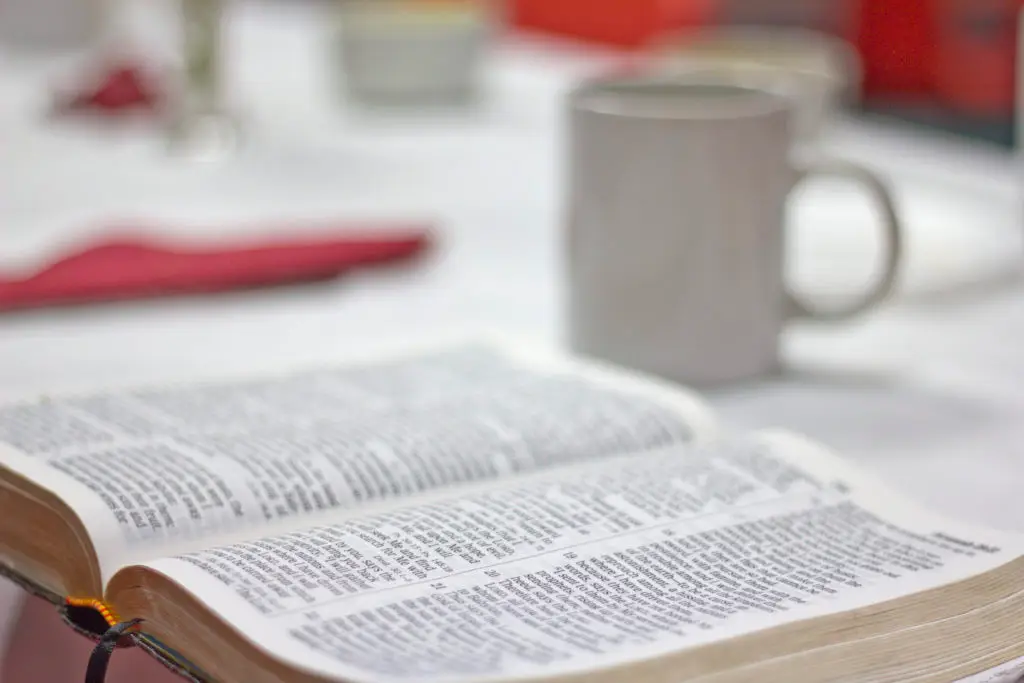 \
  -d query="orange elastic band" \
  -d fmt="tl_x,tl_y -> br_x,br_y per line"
65,597 -> 121,627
